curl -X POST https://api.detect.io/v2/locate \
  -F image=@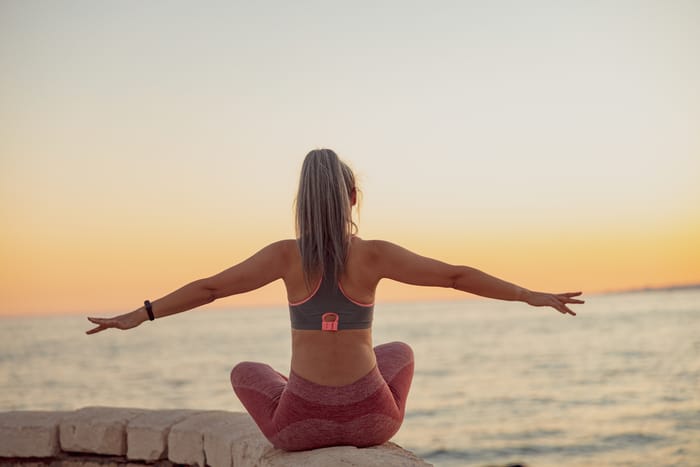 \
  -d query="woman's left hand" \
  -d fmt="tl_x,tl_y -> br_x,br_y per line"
86,310 -> 146,335
524,291 -> 584,316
